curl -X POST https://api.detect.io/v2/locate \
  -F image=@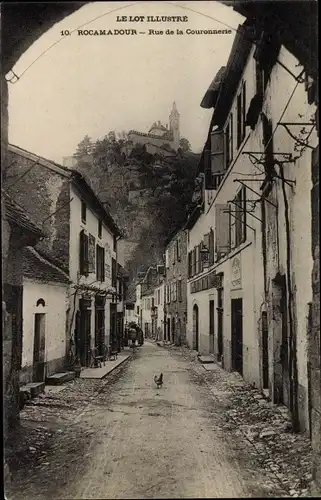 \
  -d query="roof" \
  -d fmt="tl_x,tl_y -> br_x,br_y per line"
212,22 -> 254,128
164,224 -> 185,247
8,144 -> 123,238
4,191 -> 45,238
23,246 -> 70,284
8,144 -> 71,178
200,66 -> 226,109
